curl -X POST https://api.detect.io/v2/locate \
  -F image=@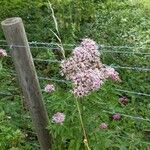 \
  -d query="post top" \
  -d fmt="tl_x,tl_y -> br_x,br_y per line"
1,17 -> 22,26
